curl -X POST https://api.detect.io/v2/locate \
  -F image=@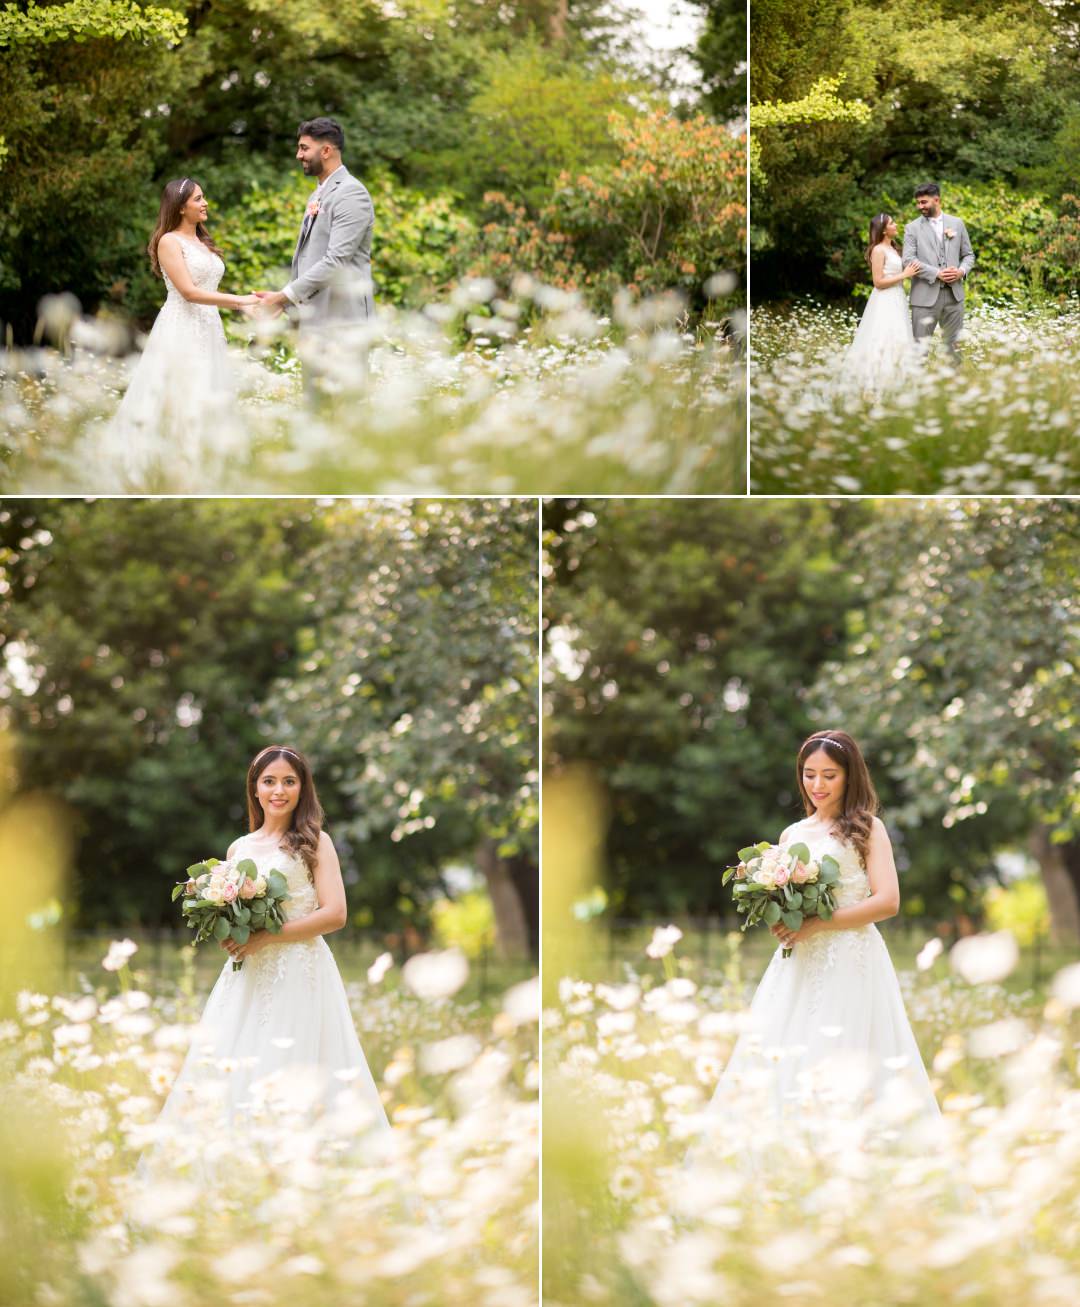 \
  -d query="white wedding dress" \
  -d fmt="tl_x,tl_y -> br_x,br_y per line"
839,246 -> 919,395
101,236 -> 239,484
698,817 -> 941,1150
138,833 -> 391,1181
